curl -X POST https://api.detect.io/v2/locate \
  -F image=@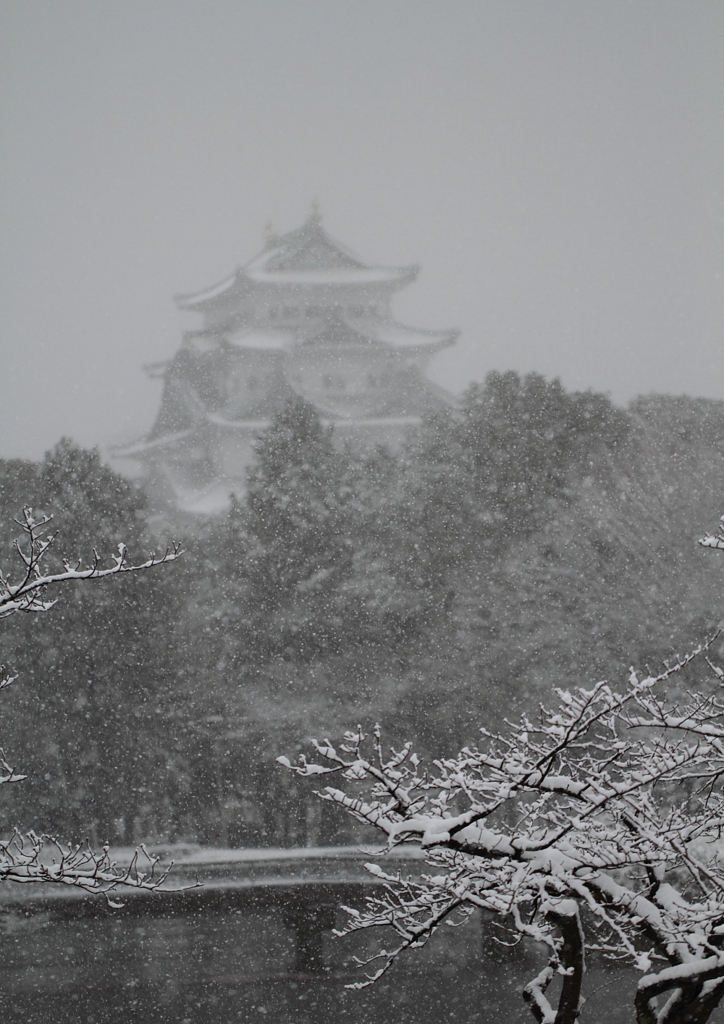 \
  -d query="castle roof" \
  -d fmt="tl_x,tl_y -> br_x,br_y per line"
114,213 -> 460,512
176,217 -> 418,310
219,312 -> 457,354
